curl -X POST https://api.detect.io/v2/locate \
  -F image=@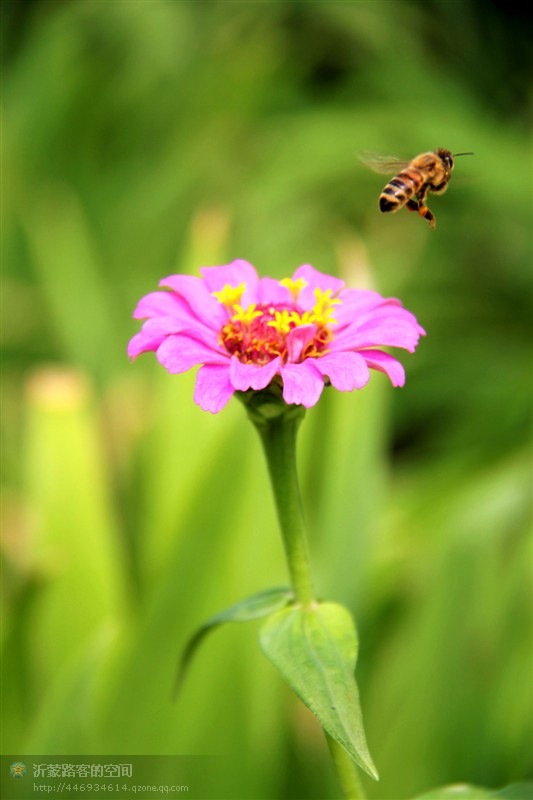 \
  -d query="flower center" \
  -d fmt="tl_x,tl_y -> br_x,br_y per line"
212,280 -> 340,365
